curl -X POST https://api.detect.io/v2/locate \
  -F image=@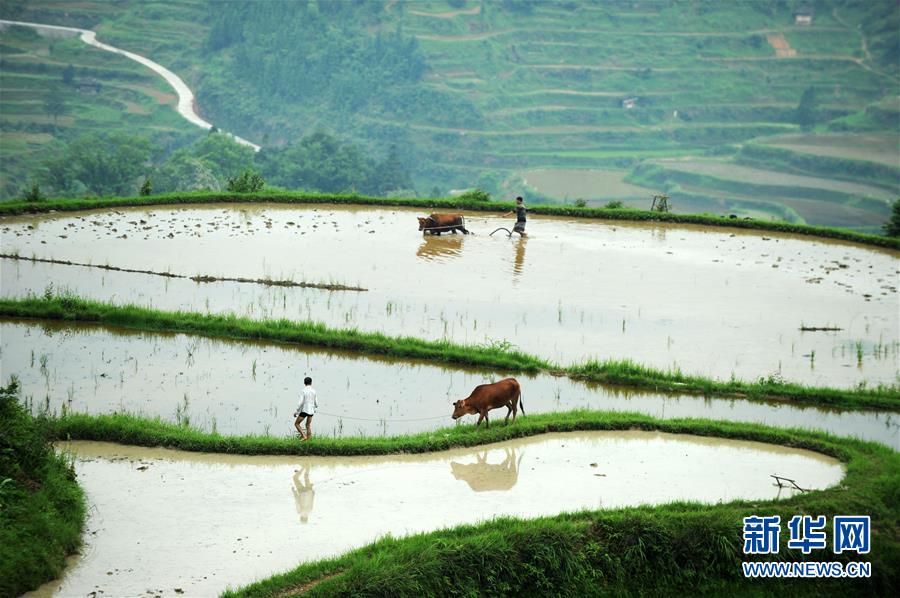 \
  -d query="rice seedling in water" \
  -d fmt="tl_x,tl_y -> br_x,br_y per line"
175,393 -> 190,428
